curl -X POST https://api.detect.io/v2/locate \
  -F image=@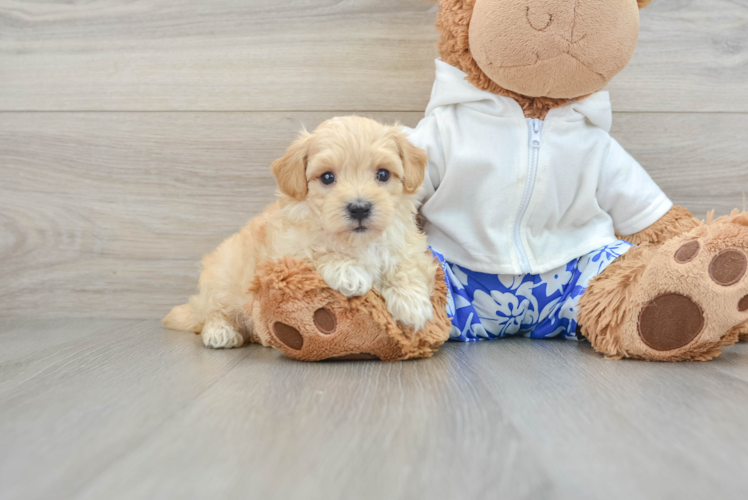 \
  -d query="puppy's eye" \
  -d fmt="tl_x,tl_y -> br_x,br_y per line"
376,169 -> 390,183
320,172 -> 336,185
